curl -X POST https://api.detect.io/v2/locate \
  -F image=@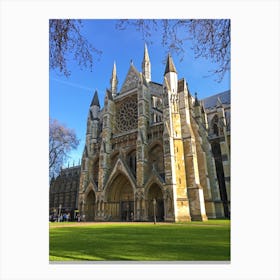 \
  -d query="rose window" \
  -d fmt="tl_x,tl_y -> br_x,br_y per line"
116,99 -> 138,132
